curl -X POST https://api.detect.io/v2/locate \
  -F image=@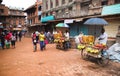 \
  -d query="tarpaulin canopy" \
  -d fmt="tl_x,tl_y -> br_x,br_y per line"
102,4 -> 120,15
56,23 -> 69,28
41,15 -> 55,23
